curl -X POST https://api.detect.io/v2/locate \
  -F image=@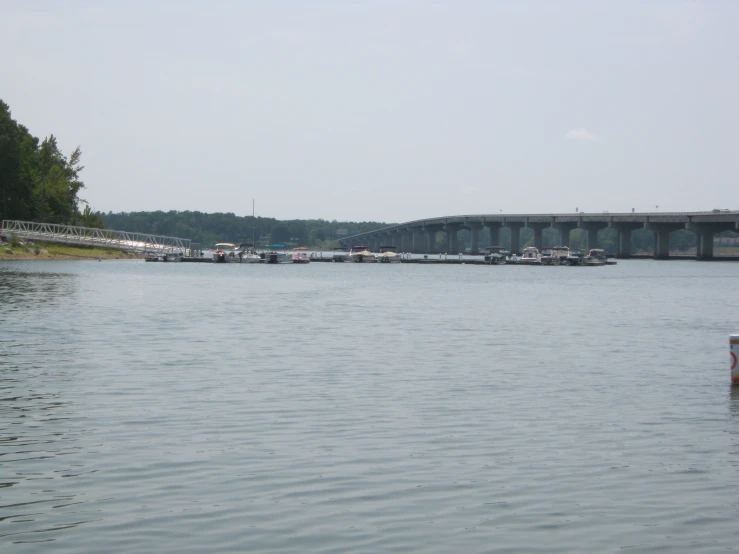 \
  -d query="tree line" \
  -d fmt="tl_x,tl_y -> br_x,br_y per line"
102,210 -> 391,249
0,99 -> 104,228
